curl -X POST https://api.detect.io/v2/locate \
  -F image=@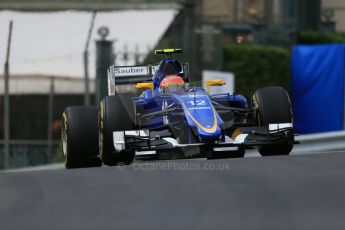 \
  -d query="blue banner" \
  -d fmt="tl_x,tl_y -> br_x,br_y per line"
292,44 -> 344,134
